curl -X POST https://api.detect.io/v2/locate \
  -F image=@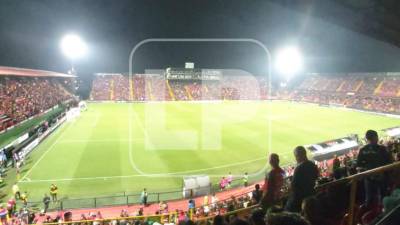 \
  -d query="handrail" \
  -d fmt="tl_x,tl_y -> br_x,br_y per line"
316,161 -> 400,225
194,204 -> 260,222
317,161 -> 400,190
32,162 -> 400,225
37,204 -> 260,225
